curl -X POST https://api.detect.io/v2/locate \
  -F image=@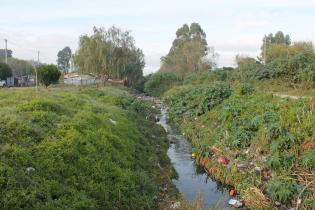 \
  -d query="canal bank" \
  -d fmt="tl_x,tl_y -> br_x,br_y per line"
153,99 -> 234,209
